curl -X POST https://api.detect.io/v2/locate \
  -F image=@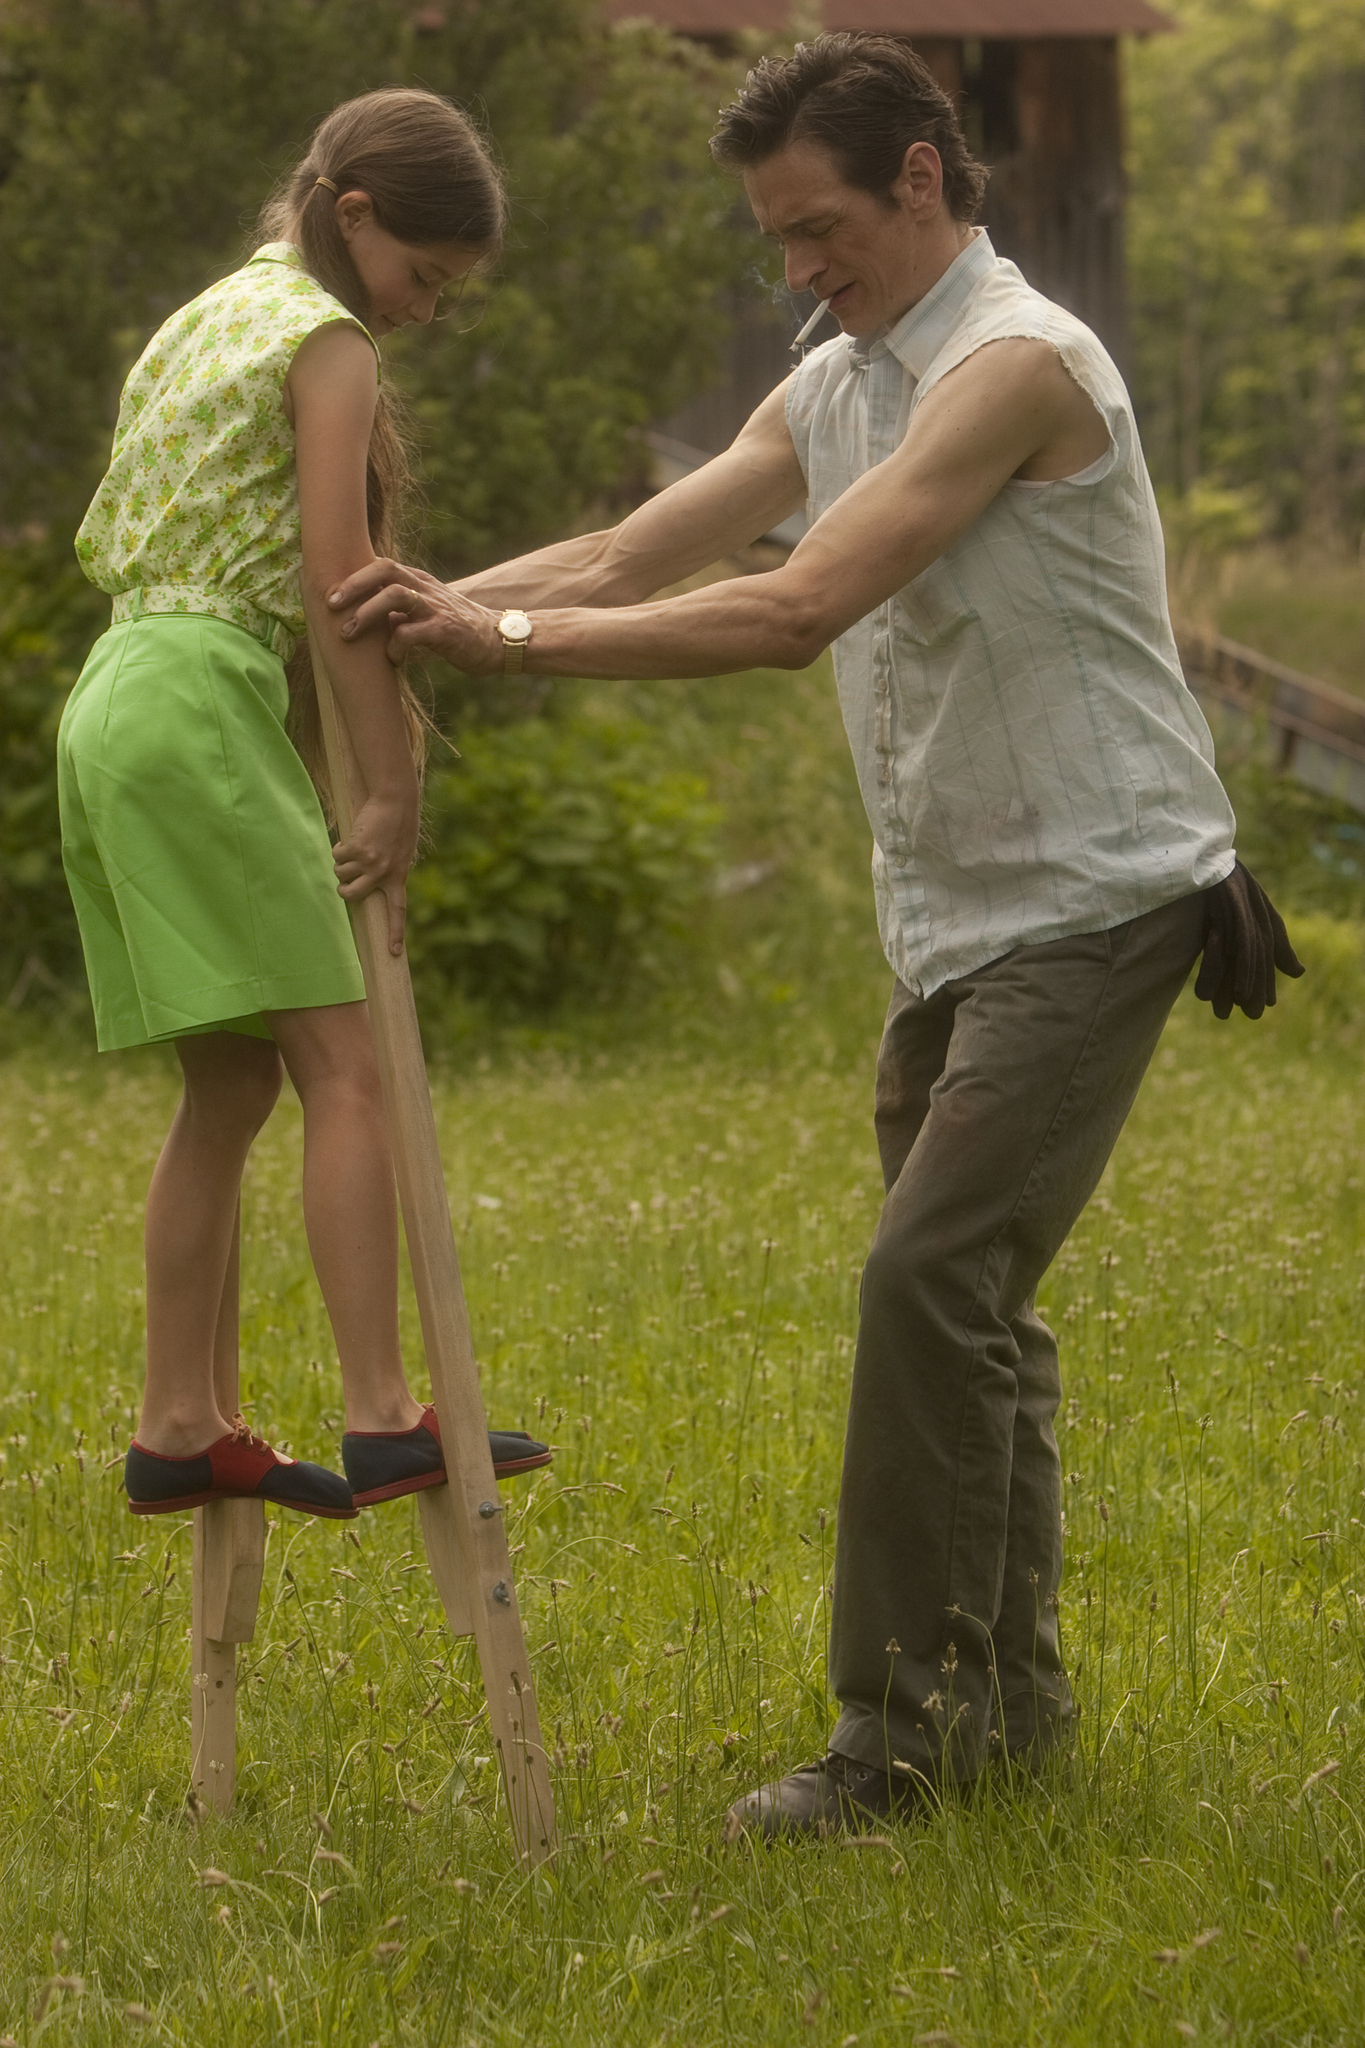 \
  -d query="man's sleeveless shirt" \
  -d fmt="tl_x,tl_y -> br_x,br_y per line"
76,244 -> 378,661
785,230 -> 1235,996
